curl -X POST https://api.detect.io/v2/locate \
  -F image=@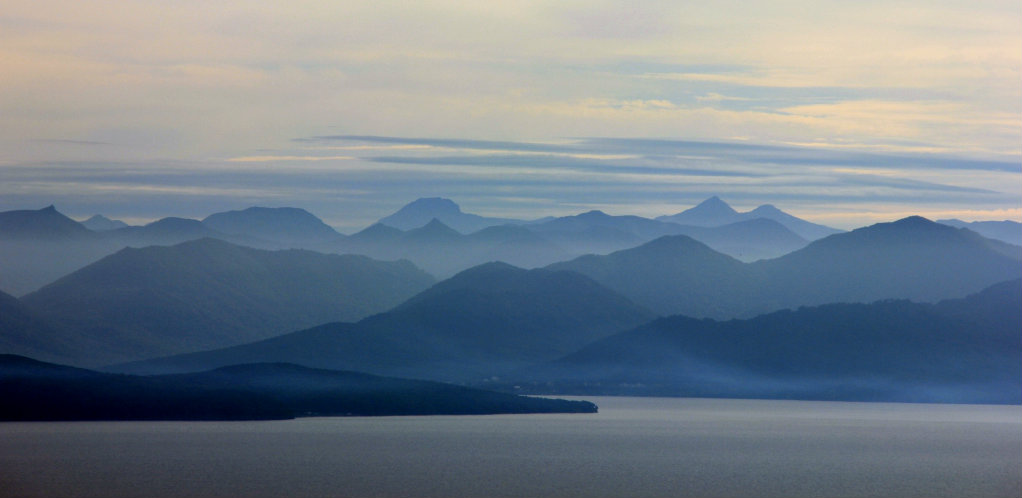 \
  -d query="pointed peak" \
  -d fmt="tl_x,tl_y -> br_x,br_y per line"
693,196 -> 737,212
750,204 -> 783,214
406,218 -> 461,237
577,210 -> 609,218
40,205 -> 57,213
